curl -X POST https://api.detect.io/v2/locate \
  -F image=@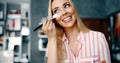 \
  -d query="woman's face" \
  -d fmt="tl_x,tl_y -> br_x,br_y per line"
52,0 -> 76,29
